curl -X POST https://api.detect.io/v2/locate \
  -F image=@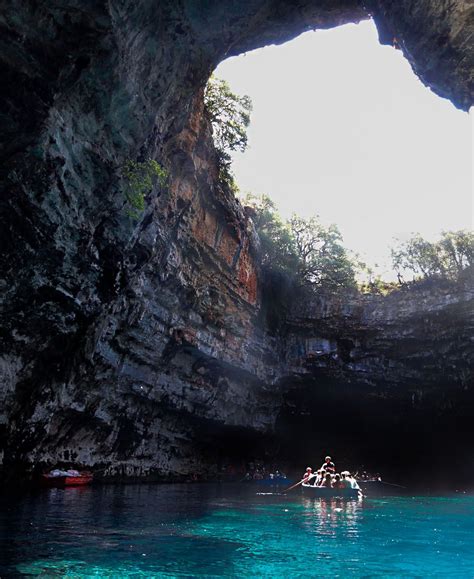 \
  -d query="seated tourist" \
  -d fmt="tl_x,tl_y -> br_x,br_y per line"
333,473 -> 343,489
308,469 -> 320,486
346,471 -> 361,491
321,456 -> 336,473
314,469 -> 324,486
320,472 -> 333,488
340,471 -> 352,488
